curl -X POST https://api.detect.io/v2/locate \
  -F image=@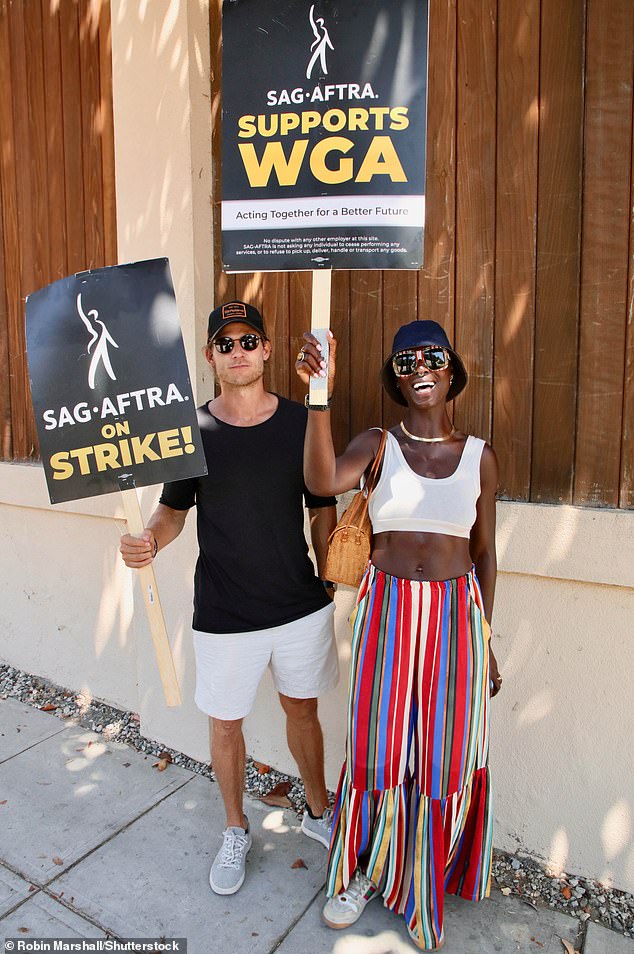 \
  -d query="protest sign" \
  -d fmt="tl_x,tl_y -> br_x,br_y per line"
26,258 -> 207,505
26,258 -> 202,706
221,0 -> 428,272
